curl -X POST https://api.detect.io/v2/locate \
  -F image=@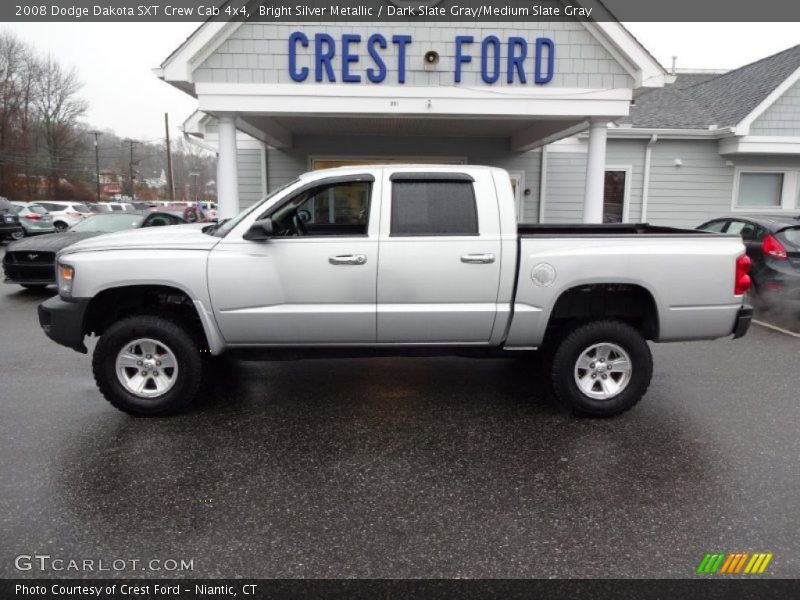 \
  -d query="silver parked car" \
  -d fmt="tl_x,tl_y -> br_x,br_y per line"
11,202 -> 56,236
